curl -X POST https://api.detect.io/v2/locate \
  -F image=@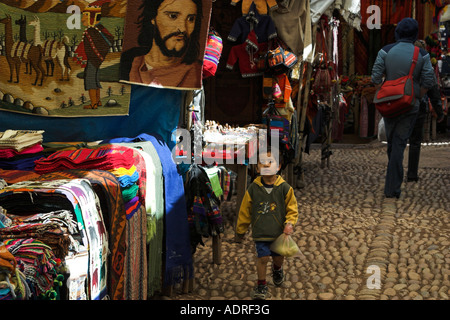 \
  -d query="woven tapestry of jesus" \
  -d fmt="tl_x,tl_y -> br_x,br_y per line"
119,0 -> 212,90
0,0 -> 131,117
